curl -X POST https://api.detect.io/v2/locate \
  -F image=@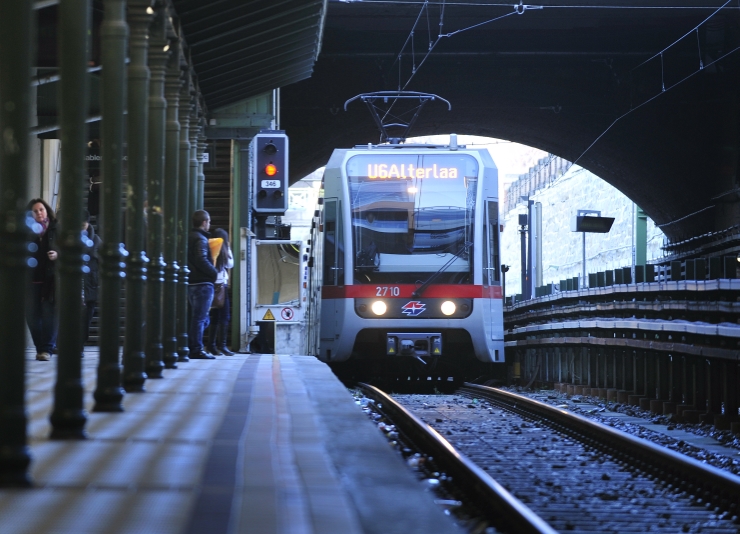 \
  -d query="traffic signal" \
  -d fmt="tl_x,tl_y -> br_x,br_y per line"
251,130 -> 289,214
